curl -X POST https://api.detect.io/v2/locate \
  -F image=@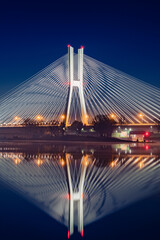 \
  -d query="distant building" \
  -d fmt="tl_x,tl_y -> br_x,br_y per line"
129,131 -> 150,142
